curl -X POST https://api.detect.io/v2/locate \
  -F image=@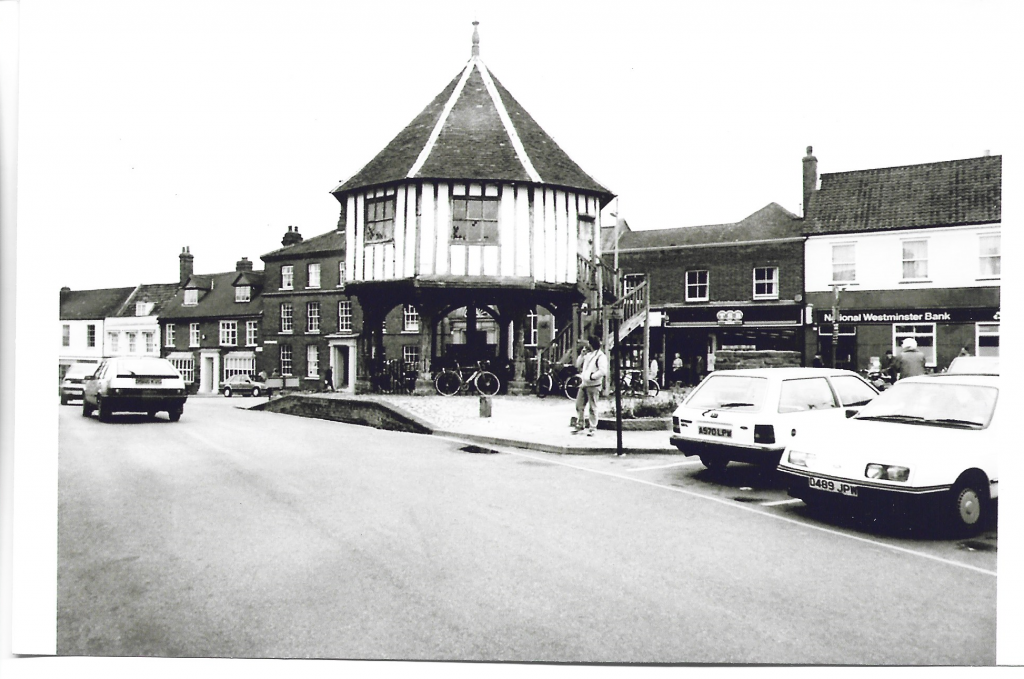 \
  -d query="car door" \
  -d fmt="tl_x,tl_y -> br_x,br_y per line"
84,360 -> 109,403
